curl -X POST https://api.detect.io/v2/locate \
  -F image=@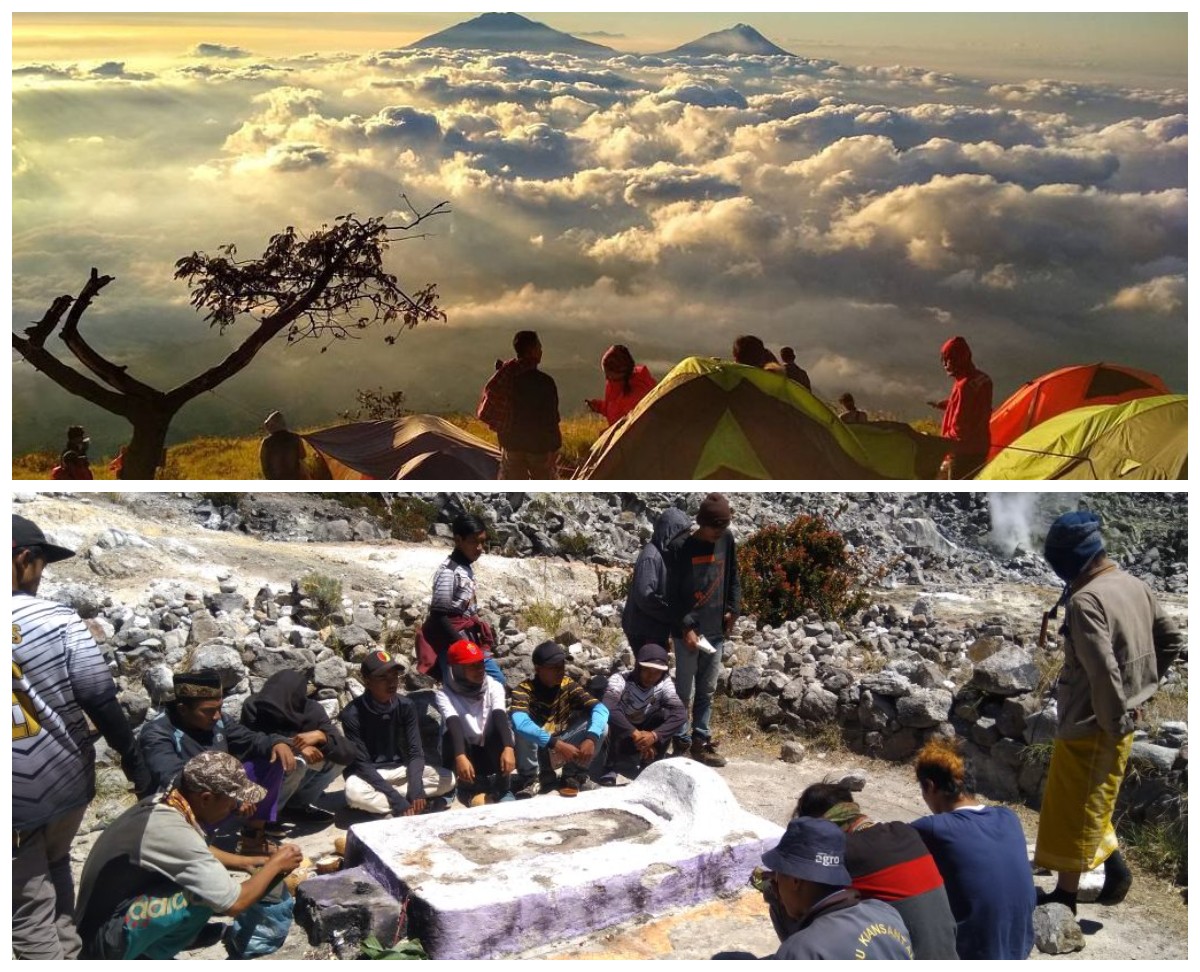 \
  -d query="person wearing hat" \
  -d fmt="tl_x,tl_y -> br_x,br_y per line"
74,752 -> 303,959
508,641 -> 609,797
12,514 -> 152,959
259,410 -> 308,479
785,783 -> 958,959
585,344 -> 656,427
1033,510 -> 1183,914
926,335 -> 992,479
434,640 -> 517,805
598,643 -> 686,785
340,650 -> 455,816
138,670 -> 297,855
666,492 -> 742,767
759,817 -> 913,959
